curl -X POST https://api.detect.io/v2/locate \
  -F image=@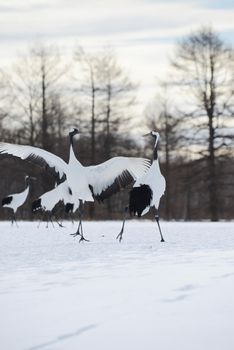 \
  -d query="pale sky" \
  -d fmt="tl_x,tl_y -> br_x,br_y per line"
1,0 -> 234,108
